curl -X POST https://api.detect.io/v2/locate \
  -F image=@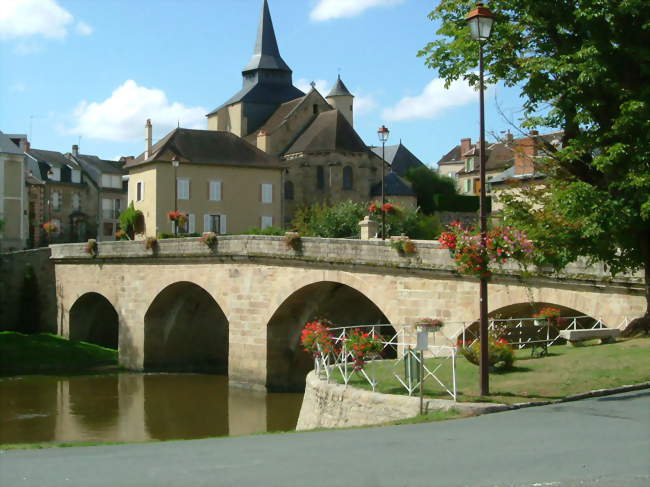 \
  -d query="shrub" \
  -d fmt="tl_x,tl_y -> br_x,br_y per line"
459,337 -> 515,370
300,320 -> 335,358
344,329 -> 384,371
84,239 -> 98,257
119,202 -> 144,239
284,232 -> 302,251
390,235 -> 417,255
243,226 -> 285,236
199,232 -> 218,249
144,236 -> 158,251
